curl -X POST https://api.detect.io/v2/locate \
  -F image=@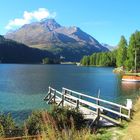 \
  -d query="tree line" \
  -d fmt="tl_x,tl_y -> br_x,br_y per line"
80,51 -> 116,66
80,31 -> 140,70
